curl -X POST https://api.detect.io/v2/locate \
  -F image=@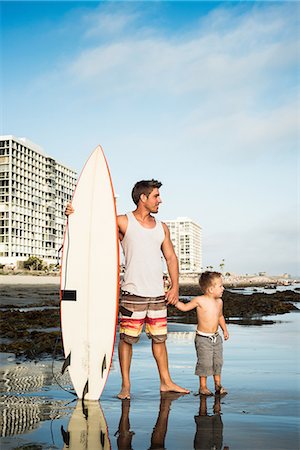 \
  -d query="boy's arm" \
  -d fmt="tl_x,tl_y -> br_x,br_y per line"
175,297 -> 200,312
219,313 -> 229,340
